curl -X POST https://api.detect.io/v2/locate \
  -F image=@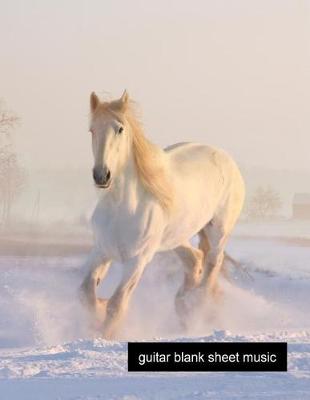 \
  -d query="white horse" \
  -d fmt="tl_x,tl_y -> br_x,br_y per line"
80,91 -> 245,339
